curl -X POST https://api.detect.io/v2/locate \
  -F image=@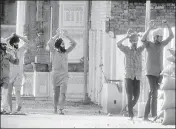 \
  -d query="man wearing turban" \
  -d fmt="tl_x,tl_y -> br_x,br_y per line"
0,37 -> 19,114
141,20 -> 174,121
